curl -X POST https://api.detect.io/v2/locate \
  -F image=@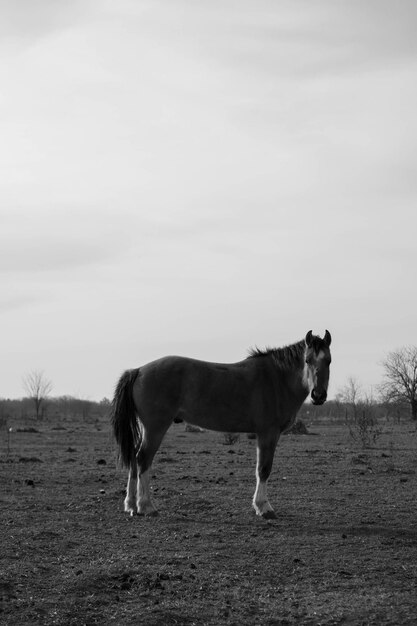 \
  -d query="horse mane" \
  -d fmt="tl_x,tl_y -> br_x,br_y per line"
247,340 -> 306,370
